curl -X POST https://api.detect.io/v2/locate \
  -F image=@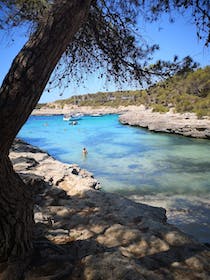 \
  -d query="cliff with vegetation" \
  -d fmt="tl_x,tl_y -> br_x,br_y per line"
39,66 -> 210,118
